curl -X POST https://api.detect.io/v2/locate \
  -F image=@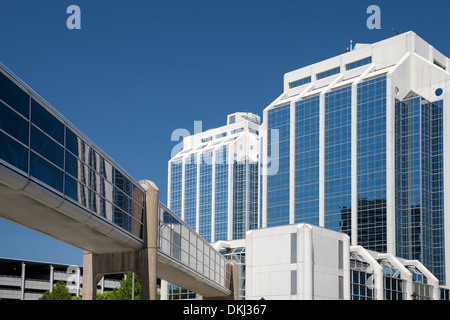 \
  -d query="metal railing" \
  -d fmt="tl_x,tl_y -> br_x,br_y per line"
157,202 -> 231,290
